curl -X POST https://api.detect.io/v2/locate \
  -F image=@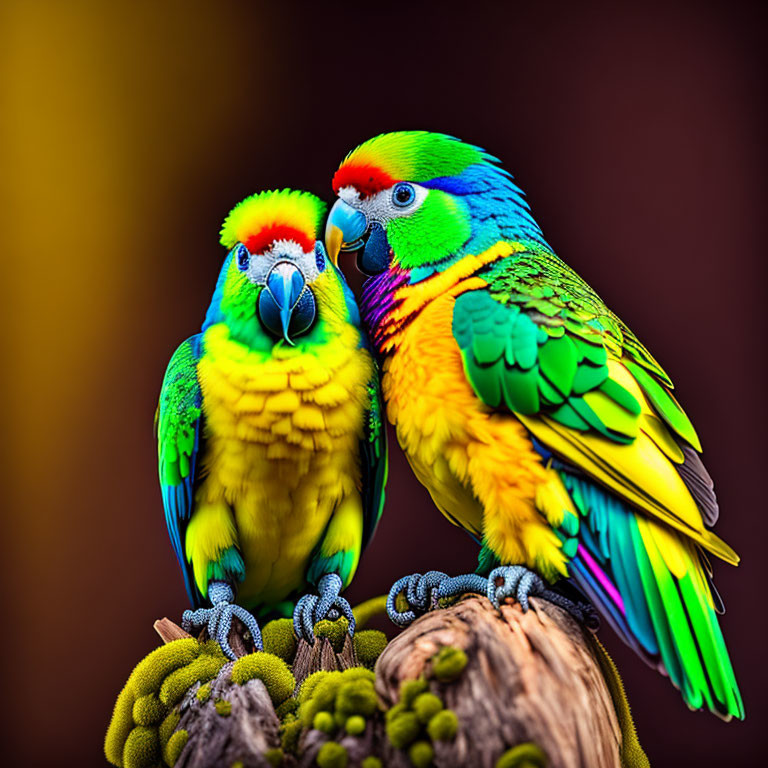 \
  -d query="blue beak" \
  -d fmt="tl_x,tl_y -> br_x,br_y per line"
325,199 -> 368,265
325,198 -> 392,275
258,262 -> 316,344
